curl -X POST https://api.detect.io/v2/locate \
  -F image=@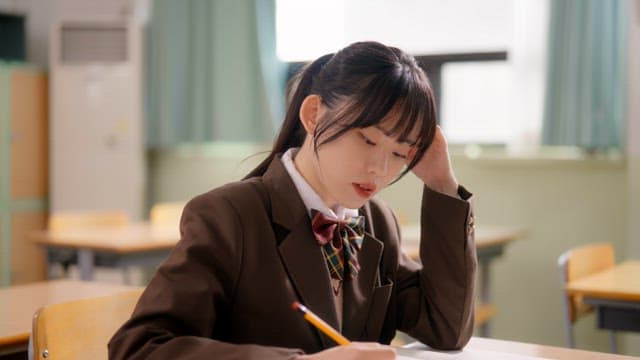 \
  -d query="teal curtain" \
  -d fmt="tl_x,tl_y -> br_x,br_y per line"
146,0 -> 286,147
542,0 -> 628,150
